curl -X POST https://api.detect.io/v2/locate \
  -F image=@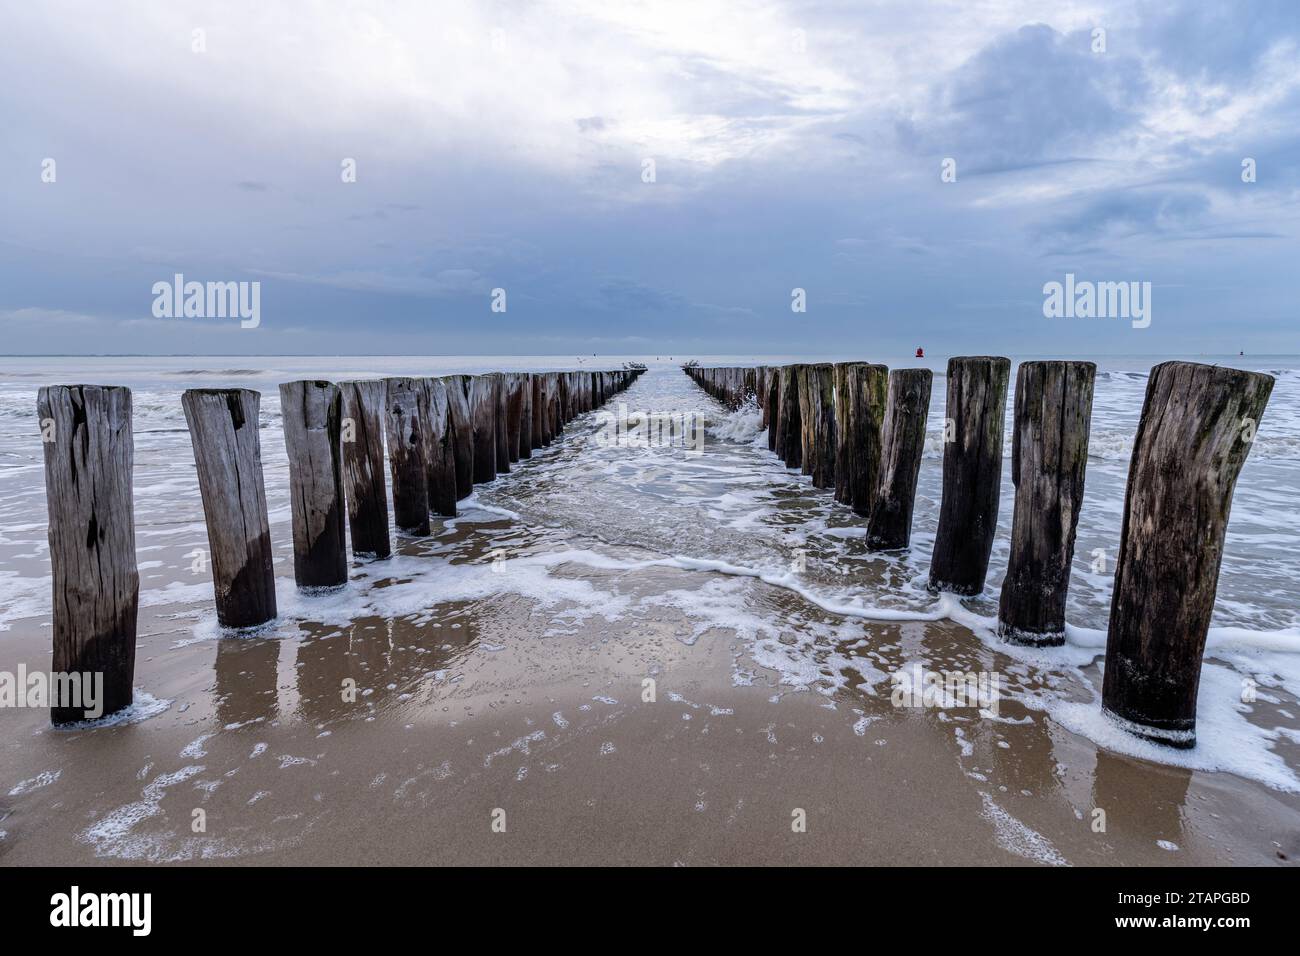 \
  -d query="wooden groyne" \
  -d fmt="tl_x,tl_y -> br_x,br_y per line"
684,358 -> 1273,748
34,366 -> 640,724
181,388 -> 278,629
38,385 -> 139,723
1102,362 -> 1273,747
